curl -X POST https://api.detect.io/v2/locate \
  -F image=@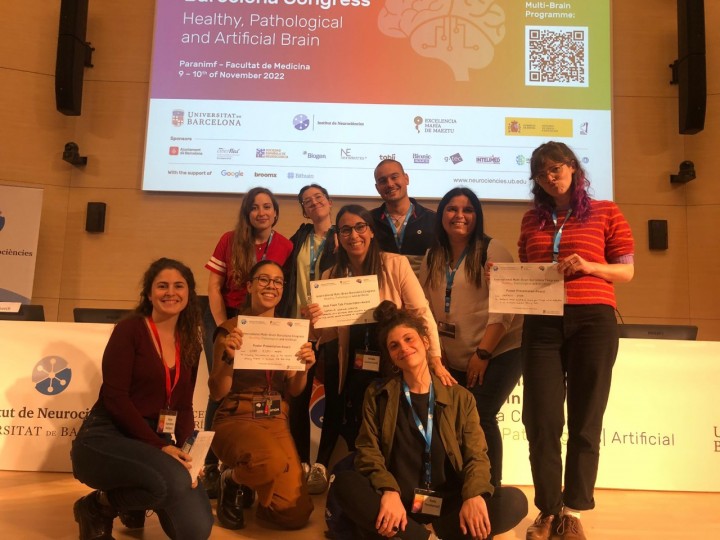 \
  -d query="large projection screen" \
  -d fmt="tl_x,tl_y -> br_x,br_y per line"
142,0 -> 612,201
